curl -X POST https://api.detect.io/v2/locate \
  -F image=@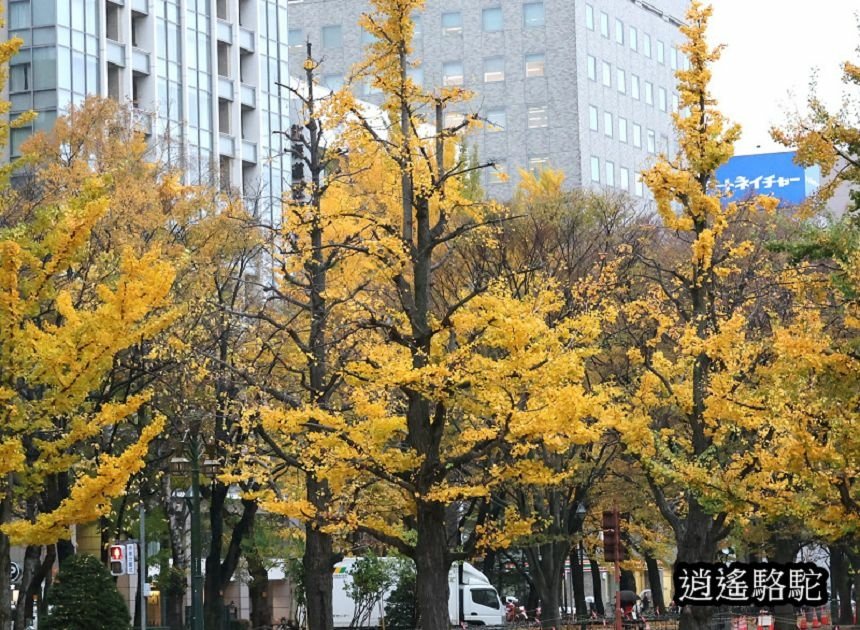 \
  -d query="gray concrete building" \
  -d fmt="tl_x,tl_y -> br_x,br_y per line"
3,0 -> 292,223
286,0 -> 689,199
